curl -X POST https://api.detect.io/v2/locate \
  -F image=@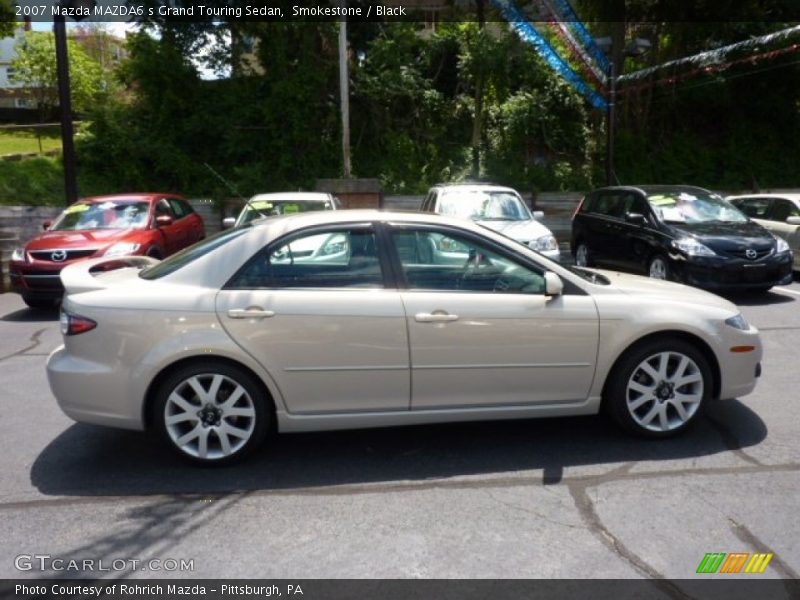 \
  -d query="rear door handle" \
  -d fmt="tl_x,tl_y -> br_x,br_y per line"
415,311 -> 459,323
227,308 -> 275,319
